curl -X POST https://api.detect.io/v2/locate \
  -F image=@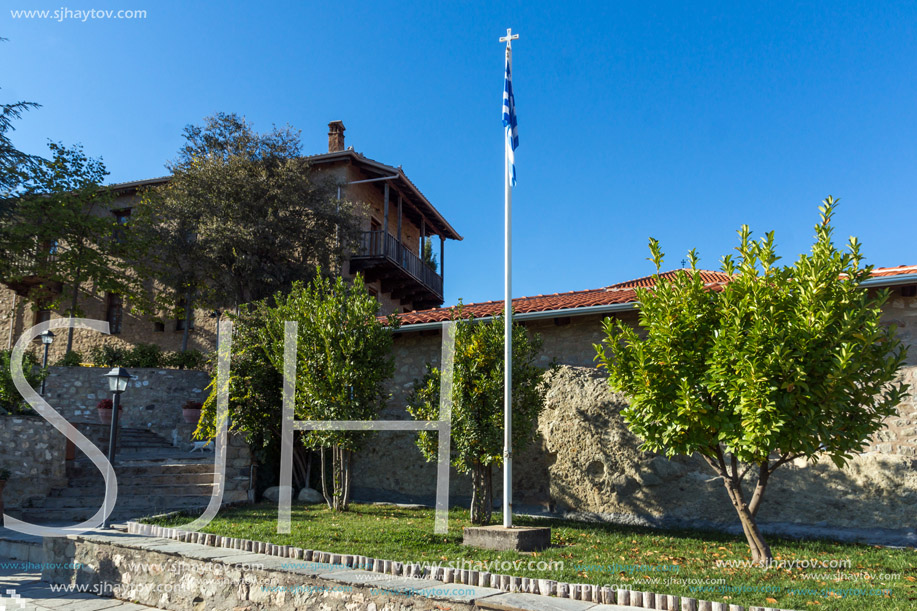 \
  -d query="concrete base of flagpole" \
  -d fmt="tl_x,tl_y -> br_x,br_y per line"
462,525 -> 551,552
